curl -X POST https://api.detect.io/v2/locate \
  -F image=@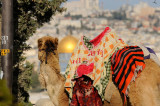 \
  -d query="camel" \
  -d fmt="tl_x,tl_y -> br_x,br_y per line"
38,36 -> 160,106
38,36 -> 69,106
